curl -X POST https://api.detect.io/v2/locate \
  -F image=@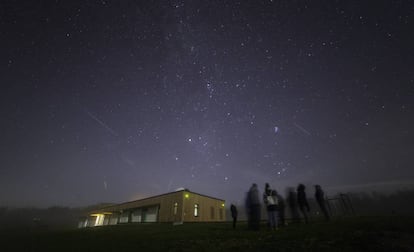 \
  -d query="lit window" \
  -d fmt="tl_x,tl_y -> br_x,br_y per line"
173,202 -> 178,215
194,204 -> 199,217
